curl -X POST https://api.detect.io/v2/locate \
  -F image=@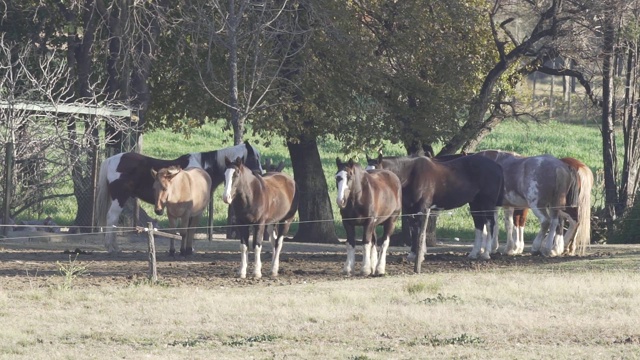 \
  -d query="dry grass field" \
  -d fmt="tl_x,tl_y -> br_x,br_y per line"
1,232 -> 640,359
